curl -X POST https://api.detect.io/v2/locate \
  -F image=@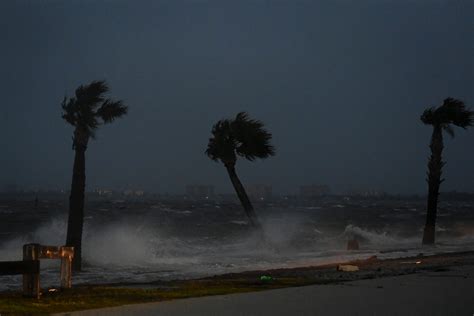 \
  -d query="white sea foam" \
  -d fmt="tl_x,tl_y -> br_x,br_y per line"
343,224 -> 400,245
1,215 -> 473,291
0,218 -> 66,261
